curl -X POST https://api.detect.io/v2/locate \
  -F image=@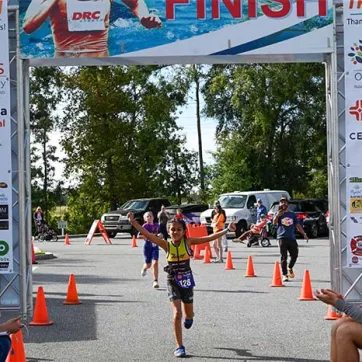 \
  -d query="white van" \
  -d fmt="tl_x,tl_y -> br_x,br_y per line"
200,190 -> 290,237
